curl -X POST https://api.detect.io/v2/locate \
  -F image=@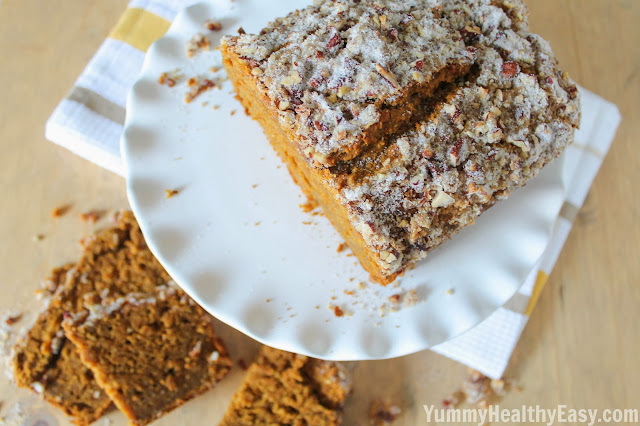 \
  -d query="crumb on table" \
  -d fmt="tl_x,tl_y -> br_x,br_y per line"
5,313 -> 23,326
237,359 -> 248,371
80,210 -> 104,223
369,399 -> 402,425
51,205 -> 71,218
336,243 -> 347,253
442,369 -> 519,410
